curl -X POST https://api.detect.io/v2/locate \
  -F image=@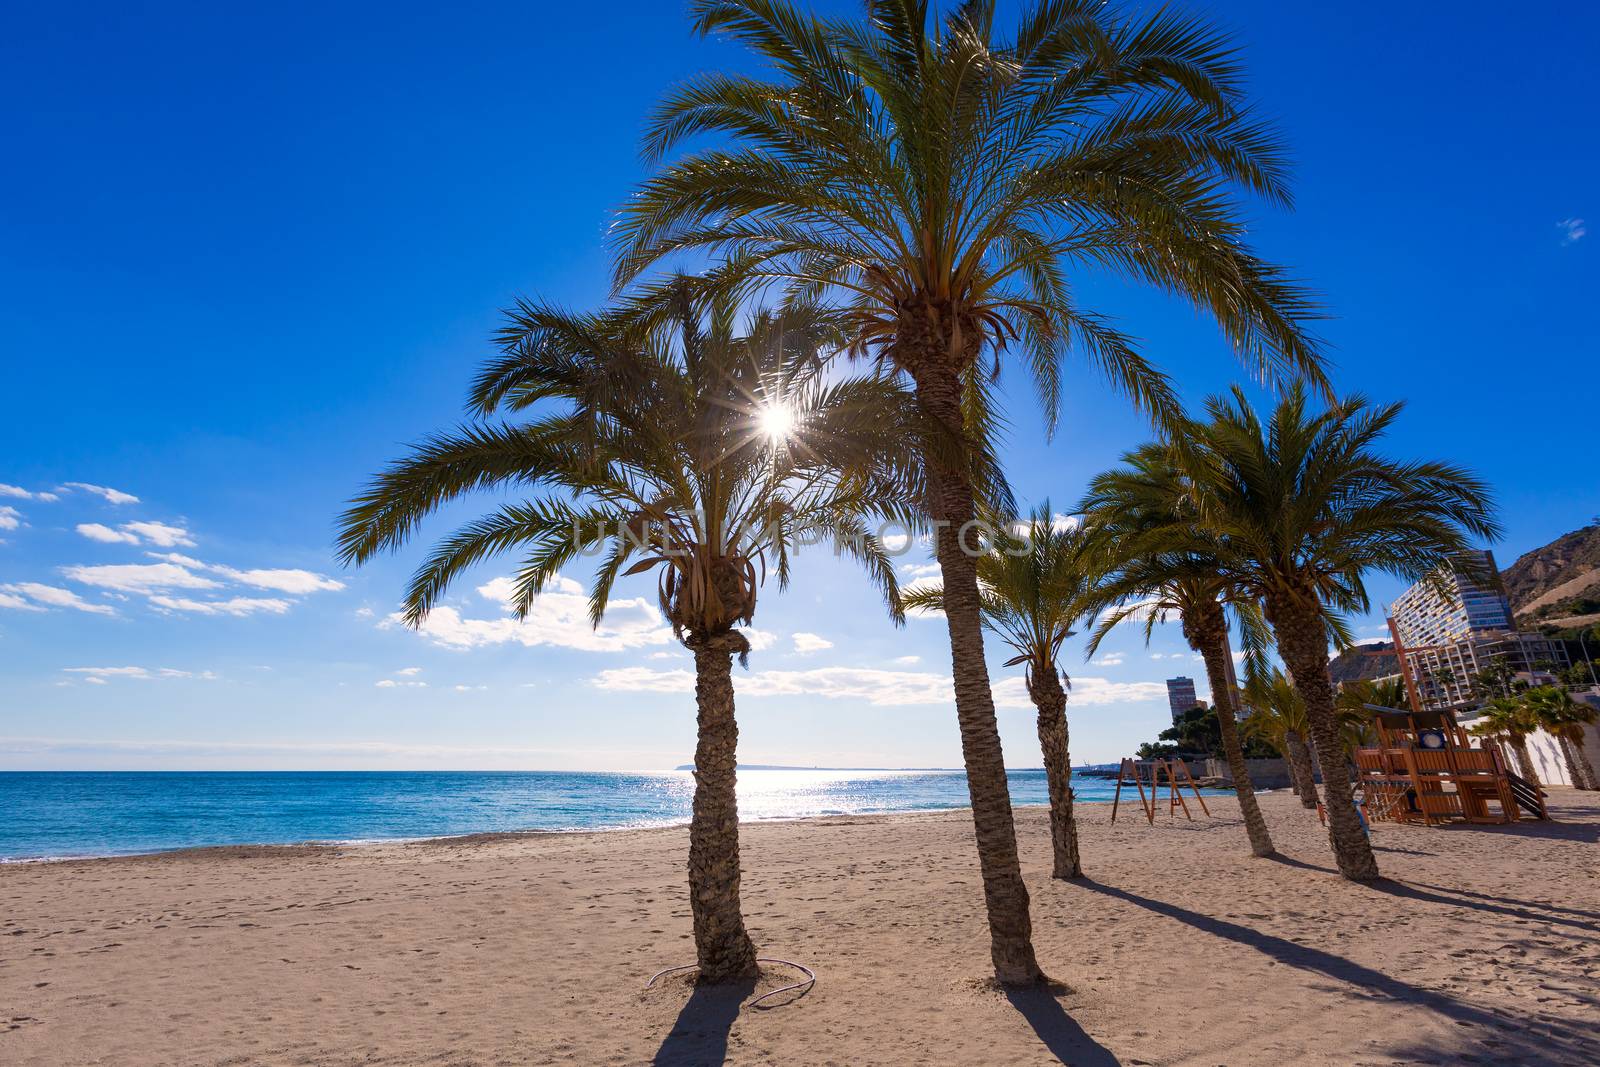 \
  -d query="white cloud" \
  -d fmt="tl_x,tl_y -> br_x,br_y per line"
1558,217 -> 1586,245
792,632 -> 834,654
121,521 -> 196,548
397,575 -> 671,652
1093,653 -> 1125,667
150,554 -> 343,594
0,485 -> 57,501
147,594 -> 293,616
354,606 -> 375,619
893,655 -> 921,665
592,667 -> 699,694
0,506 -> 21,531
63,561 -> 219,594
739,627 -> 778,652
2,582 -> 117,616
899,561 -> 941,577
60,666 -> 214,682
0,590 -> 42,611
77,523 -> 141,545
63,482 -> 140,505
375,678 -> 427,689
998,675 -> 1168,707
395,666 -> 423,676
595,664 -> 1170,710
452,684 -> 488,692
